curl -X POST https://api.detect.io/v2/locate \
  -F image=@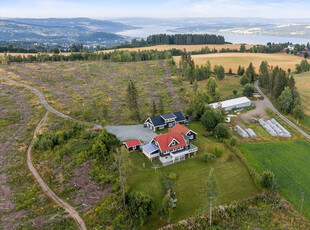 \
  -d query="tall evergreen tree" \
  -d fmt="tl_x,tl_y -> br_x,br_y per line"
151,101 -> 157,116
159,97 -> 164,114
127,80 -> 140,120
246,62 -> 255,82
